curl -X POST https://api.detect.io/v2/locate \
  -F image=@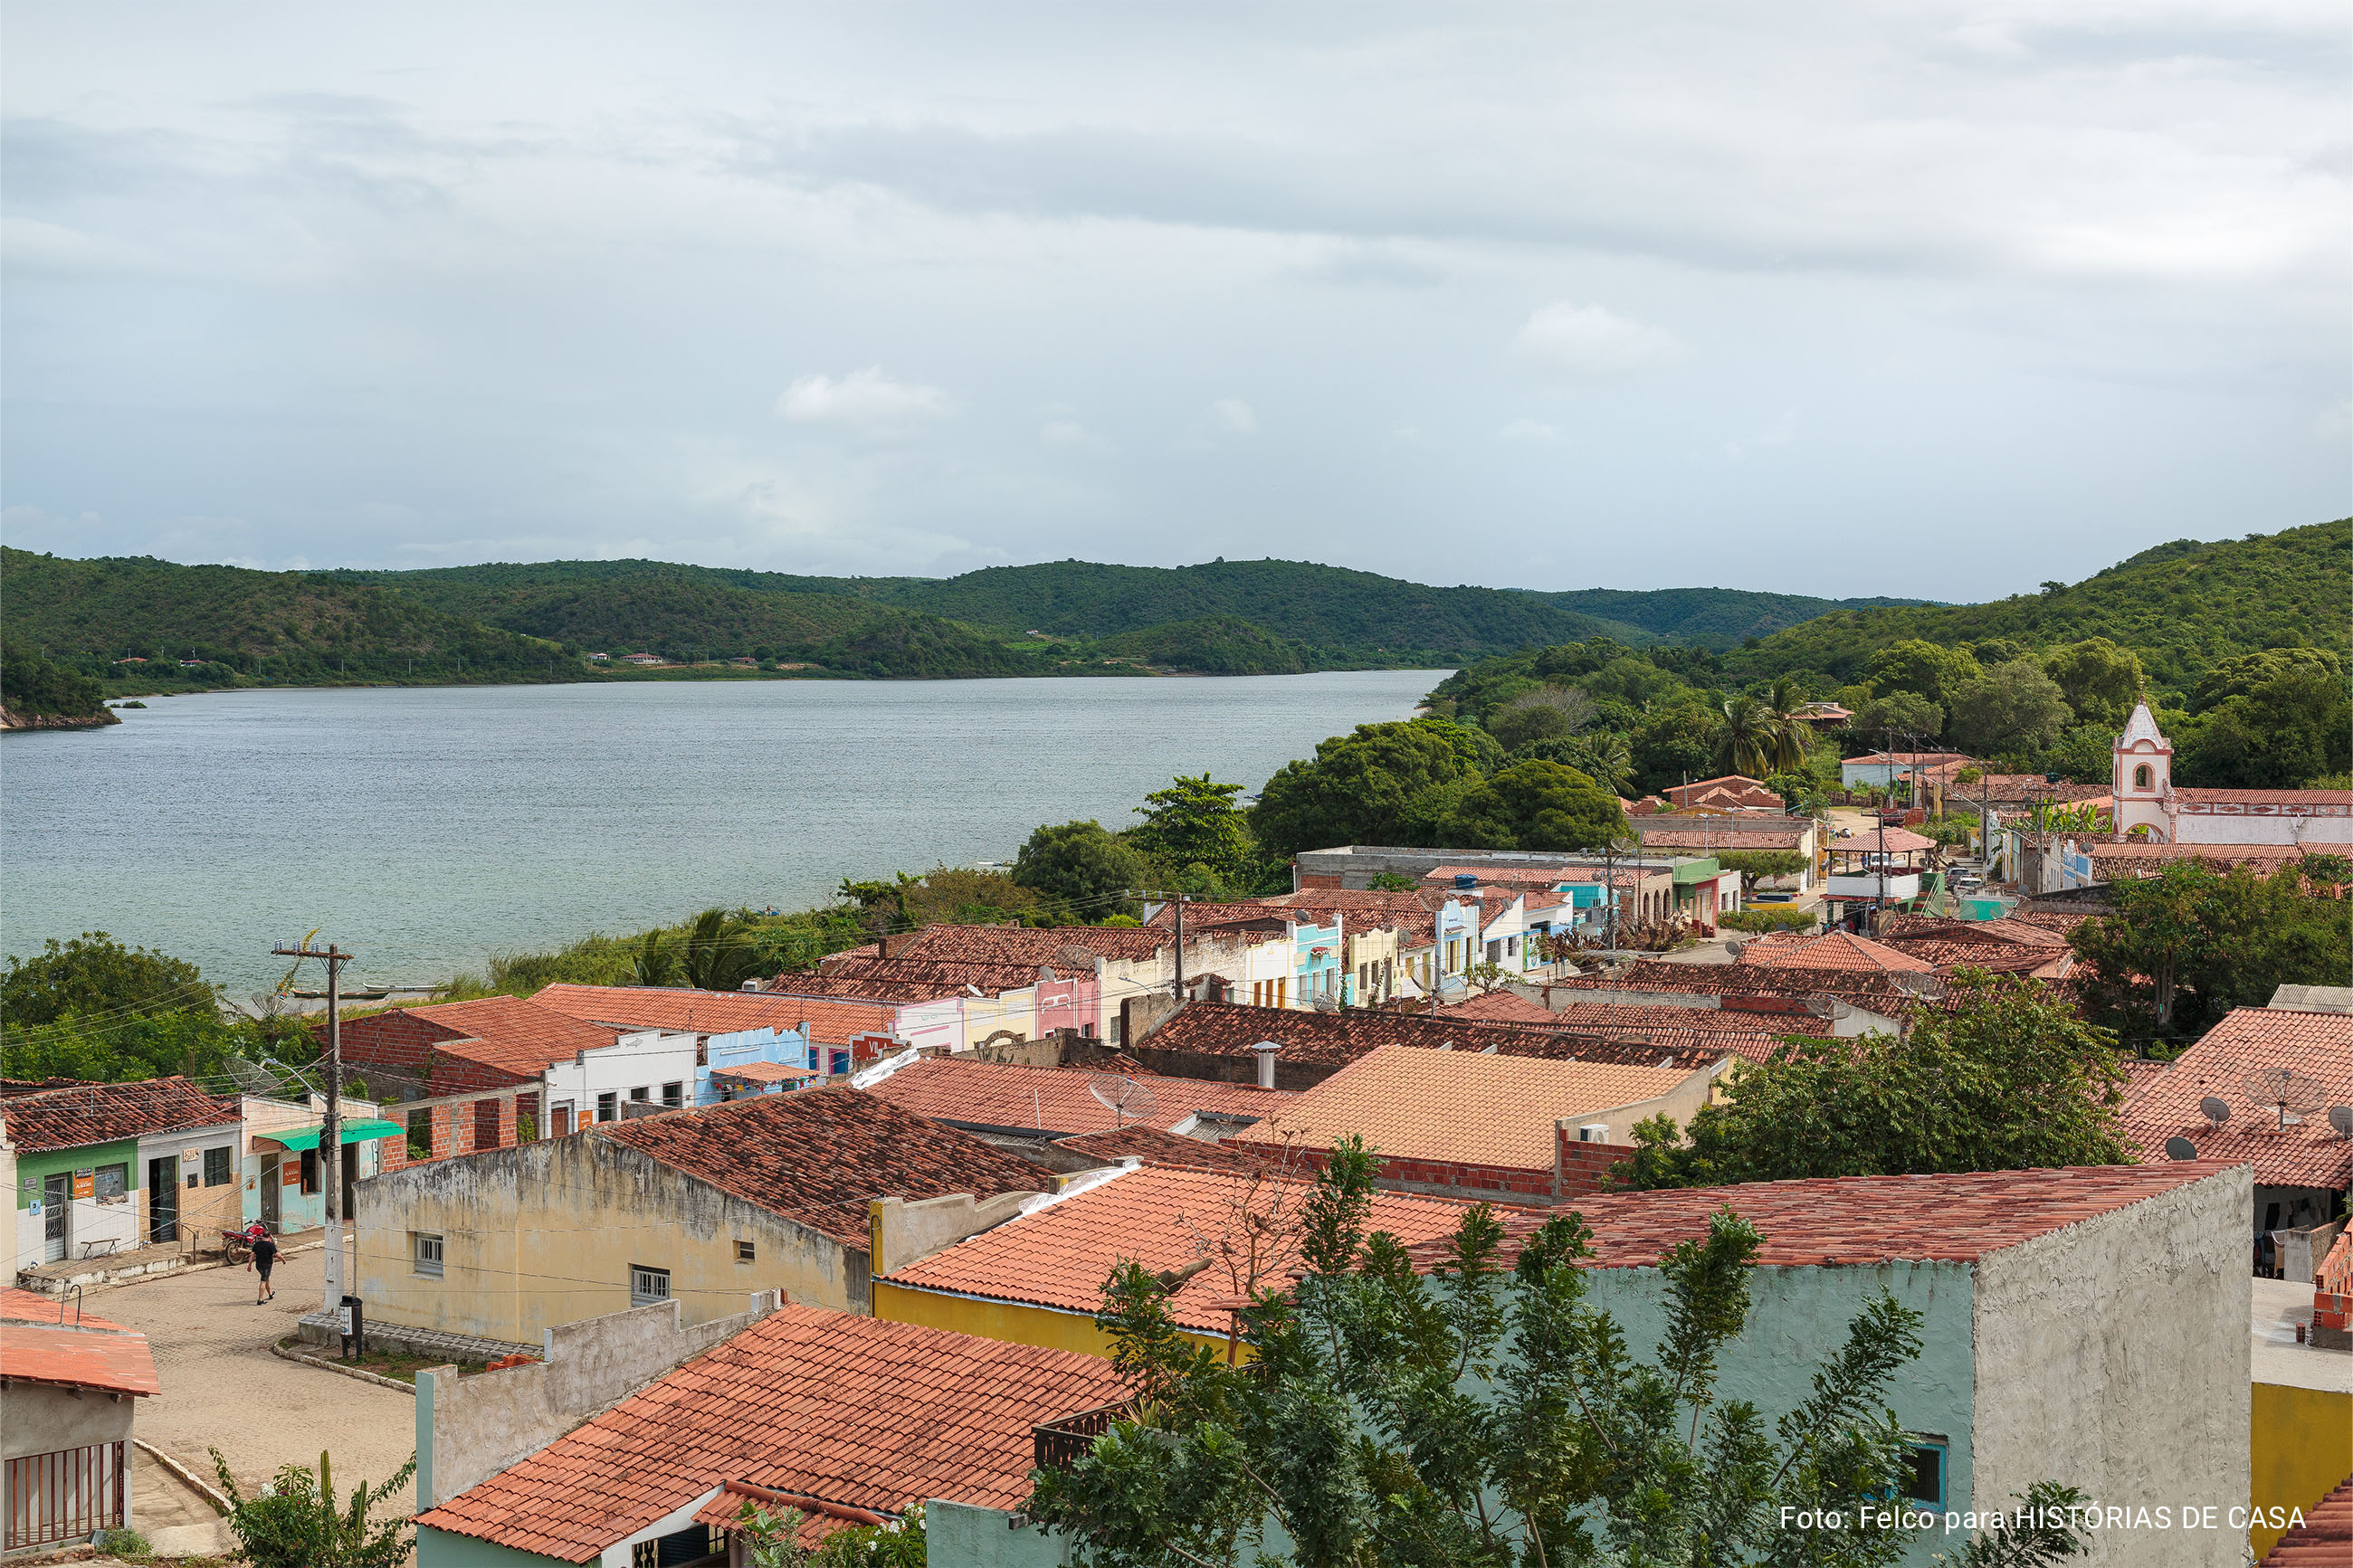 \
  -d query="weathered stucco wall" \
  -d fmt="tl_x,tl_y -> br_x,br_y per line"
0,1377 -> 137,1460
1970,1165 -> 2249,1568
873,1279 -> 1232,1362
353,1133 -> 867,1345
418,1293 -> 780,1508
1577,1260 -> 1978,1567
